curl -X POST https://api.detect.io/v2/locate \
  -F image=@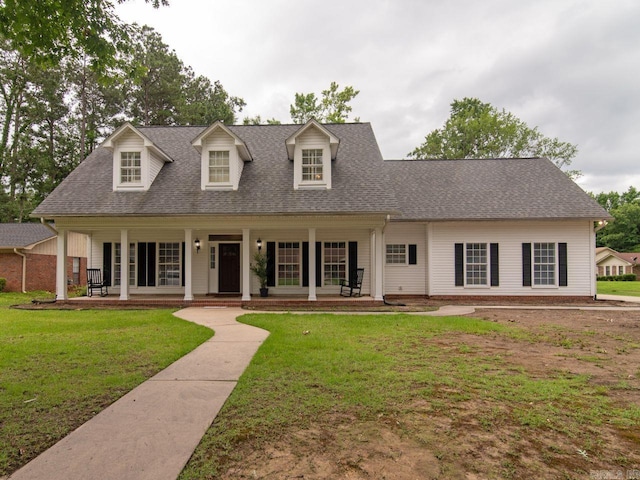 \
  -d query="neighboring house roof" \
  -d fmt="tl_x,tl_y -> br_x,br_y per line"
31,122 -> 610,222
595,247 -> 640,265
383,158 -> 610,221
617,252 -> 640,264
0,223 -> 55,248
